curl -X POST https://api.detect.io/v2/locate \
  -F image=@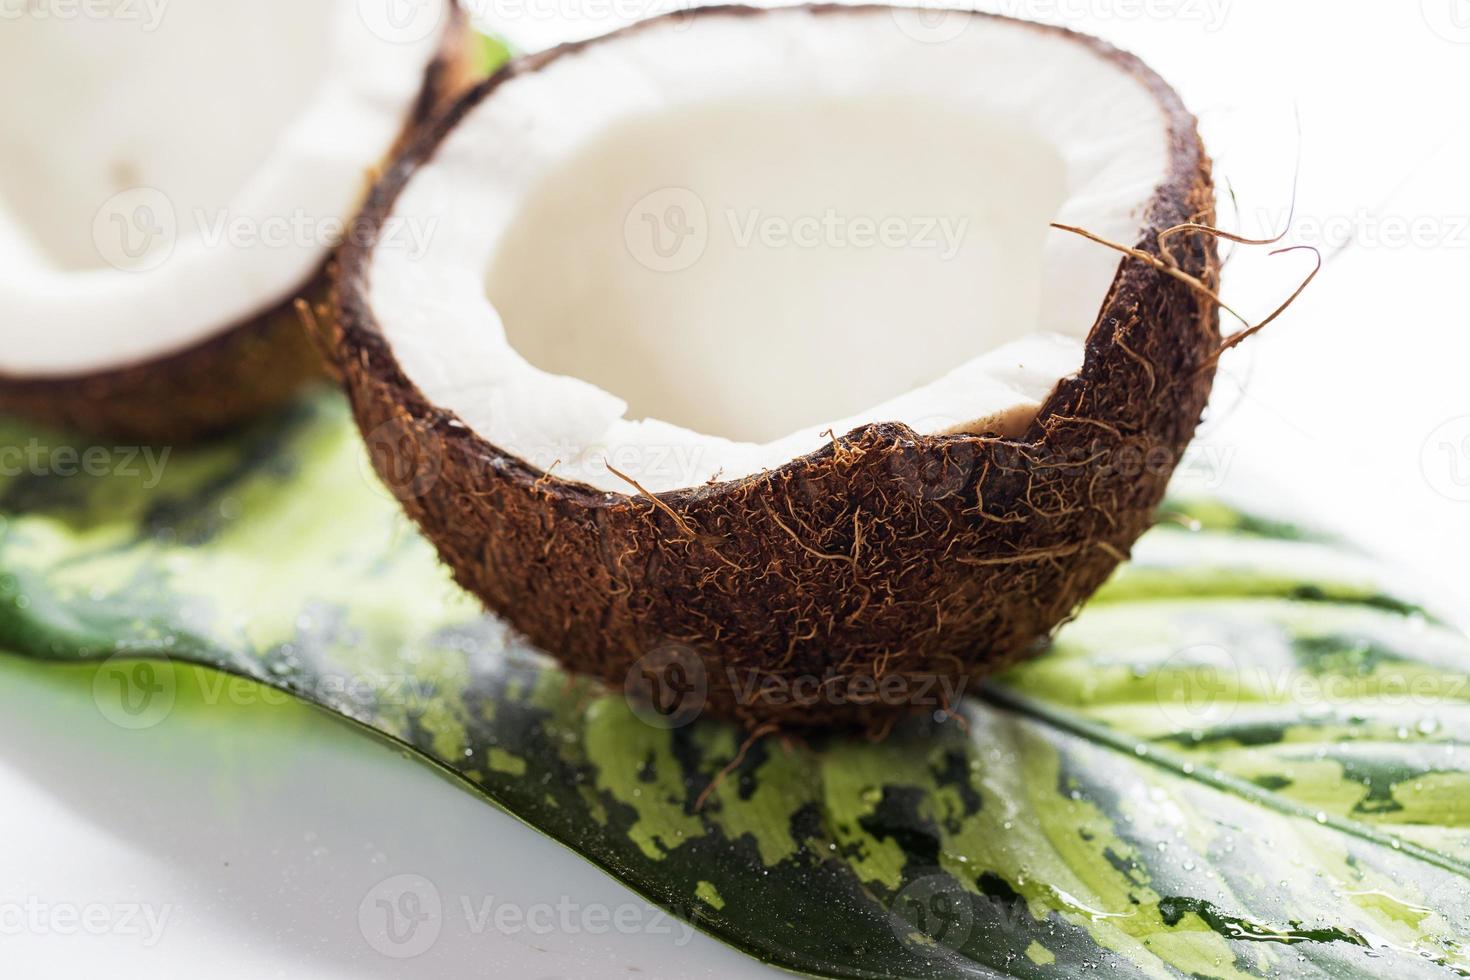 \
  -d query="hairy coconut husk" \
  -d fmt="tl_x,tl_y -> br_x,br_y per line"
0,6 -> 480,445
331,5 -> 1221,730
